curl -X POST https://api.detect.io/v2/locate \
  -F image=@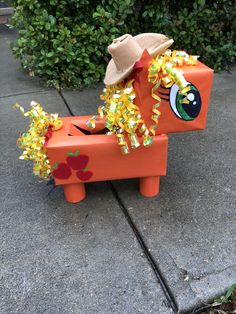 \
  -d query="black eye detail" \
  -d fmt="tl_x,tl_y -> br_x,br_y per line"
170,82 -> 201,121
